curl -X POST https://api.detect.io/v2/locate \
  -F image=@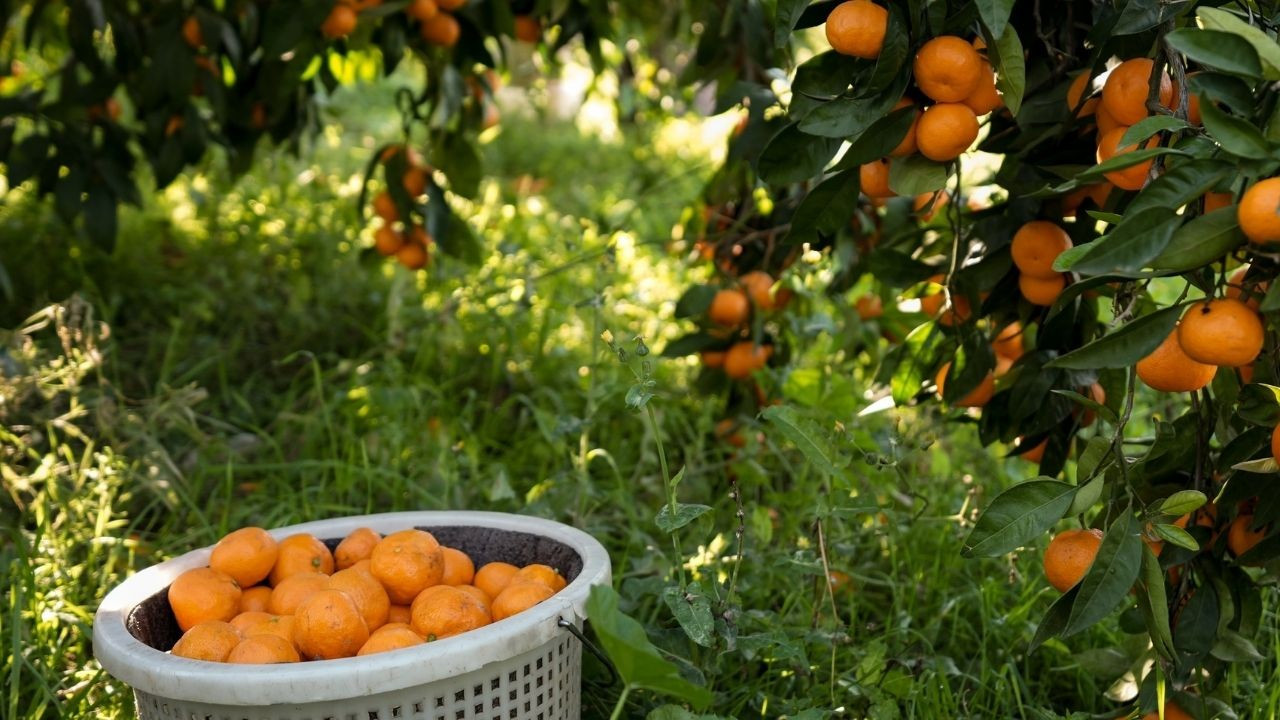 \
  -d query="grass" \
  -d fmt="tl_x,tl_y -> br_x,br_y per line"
3,72 -> 1280,719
